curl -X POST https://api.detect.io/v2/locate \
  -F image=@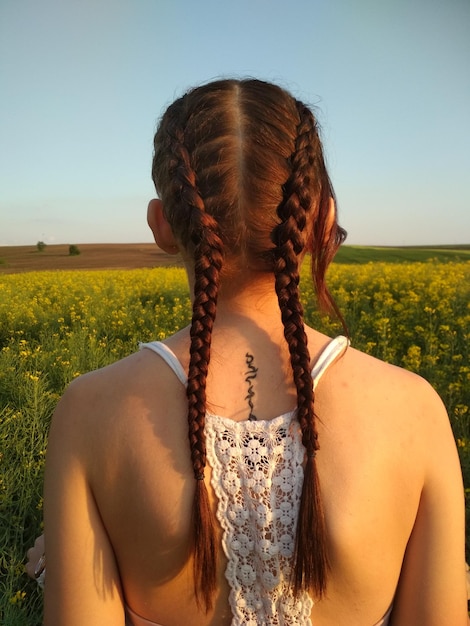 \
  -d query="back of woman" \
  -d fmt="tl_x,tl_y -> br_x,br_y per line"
42,79 -> 467,626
